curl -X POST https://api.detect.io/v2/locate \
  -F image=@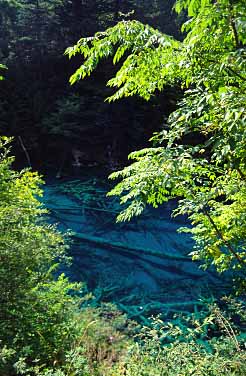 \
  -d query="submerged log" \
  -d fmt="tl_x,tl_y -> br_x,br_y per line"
49,206 -> 120,215
118,300 -> 205,319
73,233 -> 190,262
